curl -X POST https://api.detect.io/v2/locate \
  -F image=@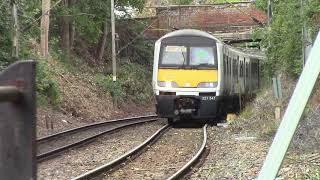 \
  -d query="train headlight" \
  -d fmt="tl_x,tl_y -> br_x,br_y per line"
197,82 -> 218,88
157,81 -> 179,88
